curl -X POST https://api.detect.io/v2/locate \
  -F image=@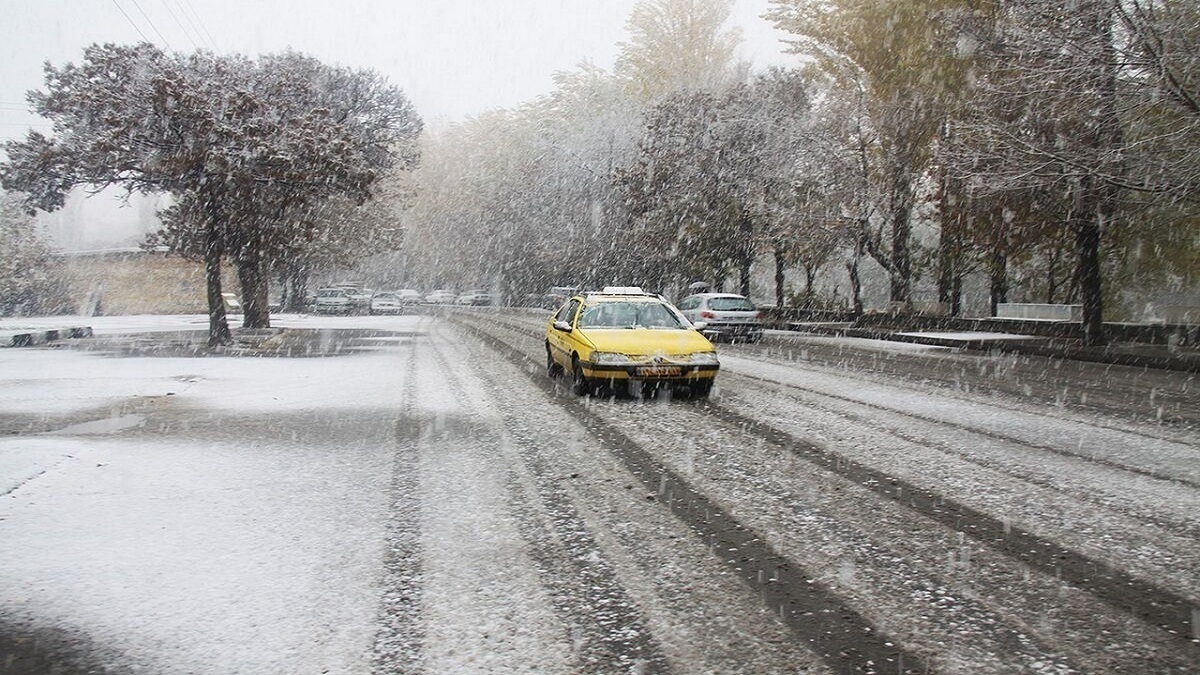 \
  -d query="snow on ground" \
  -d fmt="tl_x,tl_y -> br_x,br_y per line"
0,311 -> 435,336
3,312 -> 1195,673
1,314 -> 424,674
719,352 -> 1200,483
0,312 -> 612,674
765,330 -> 956,354
897,331 -> 1039,341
